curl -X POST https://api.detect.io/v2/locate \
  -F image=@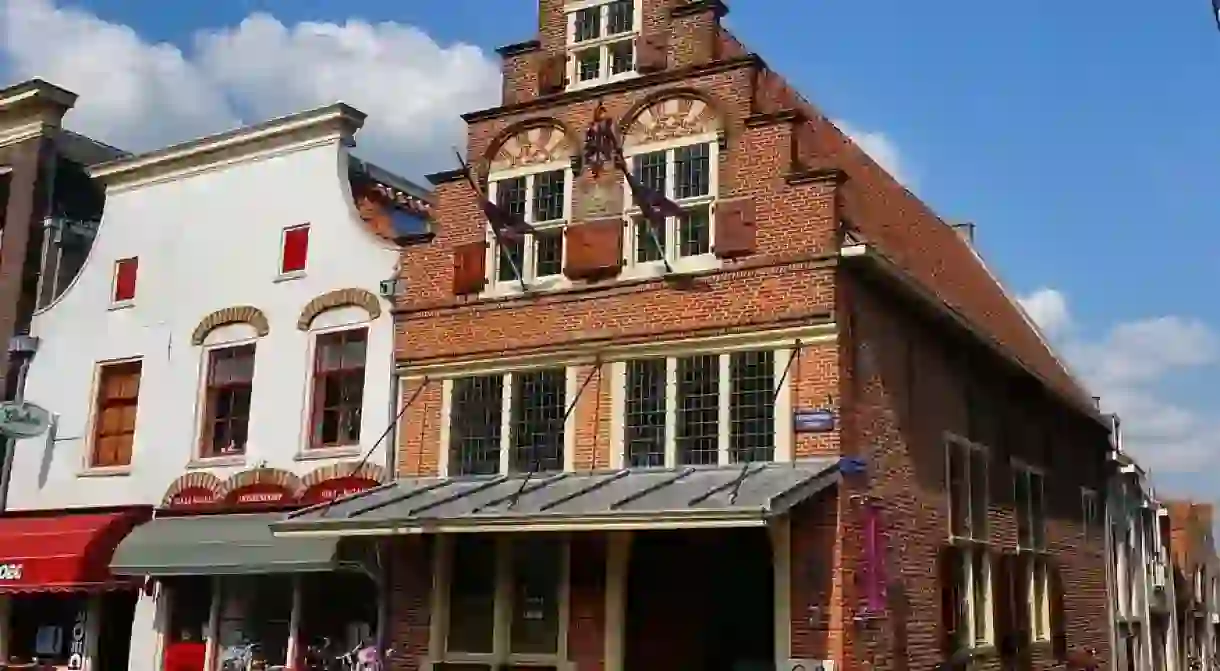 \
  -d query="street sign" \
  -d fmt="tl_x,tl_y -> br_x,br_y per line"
0,400 -> 52,439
